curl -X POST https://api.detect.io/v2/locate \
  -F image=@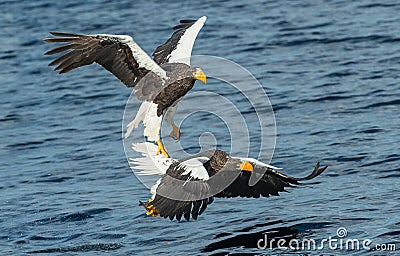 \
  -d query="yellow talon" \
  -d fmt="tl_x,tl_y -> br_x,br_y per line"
156,140 -> 170,158
140,198 -> 159,217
